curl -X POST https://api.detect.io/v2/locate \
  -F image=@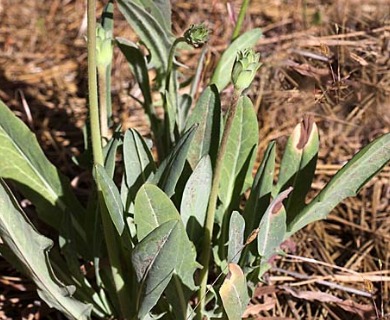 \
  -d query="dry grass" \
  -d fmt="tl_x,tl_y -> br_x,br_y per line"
0,0 -> 389,319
